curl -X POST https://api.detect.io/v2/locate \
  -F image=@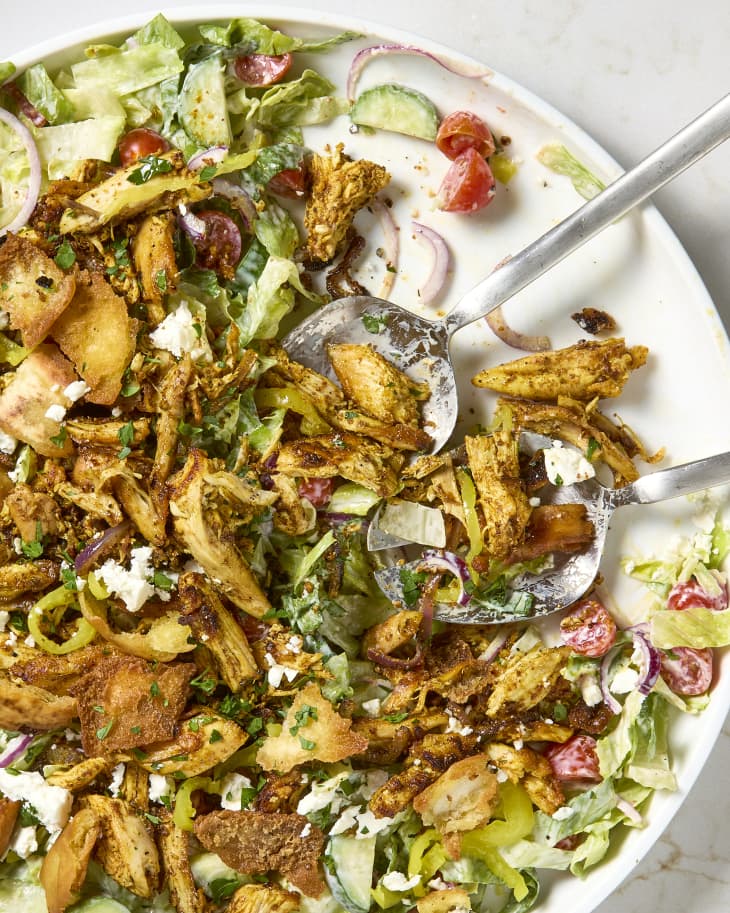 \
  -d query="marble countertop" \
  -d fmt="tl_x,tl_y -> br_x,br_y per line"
1,2 -> 729,911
